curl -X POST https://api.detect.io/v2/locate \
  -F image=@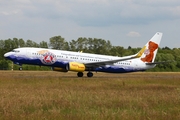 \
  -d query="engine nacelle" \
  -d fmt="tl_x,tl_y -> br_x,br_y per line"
66,62 -> 85,72
52,67 -> 68,72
